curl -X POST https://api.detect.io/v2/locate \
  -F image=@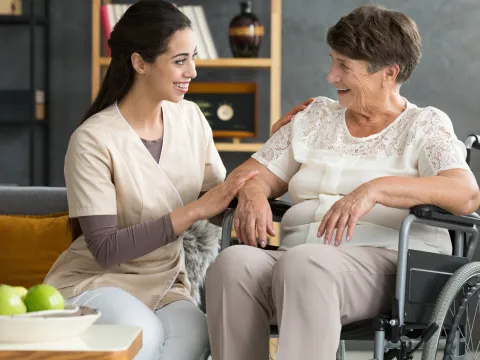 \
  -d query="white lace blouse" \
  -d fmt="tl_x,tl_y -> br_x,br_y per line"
252,96 -> 472,254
